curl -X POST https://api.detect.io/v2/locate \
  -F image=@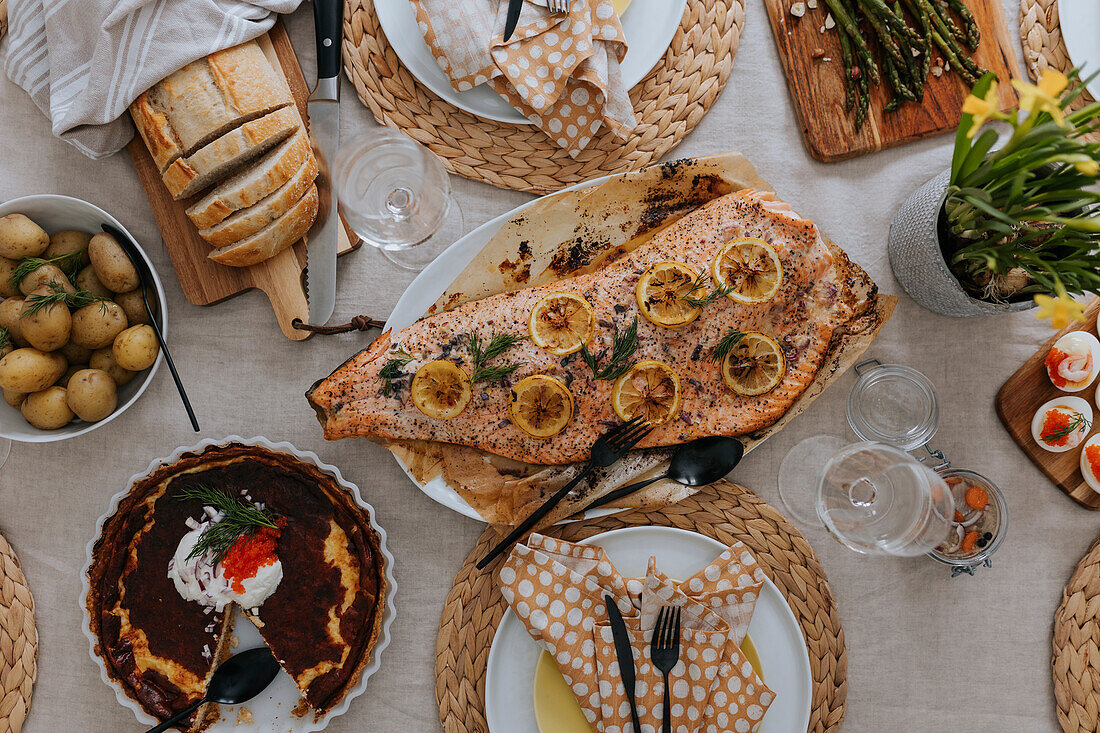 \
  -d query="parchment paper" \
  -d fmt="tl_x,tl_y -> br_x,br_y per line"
387,152 -> 896,525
